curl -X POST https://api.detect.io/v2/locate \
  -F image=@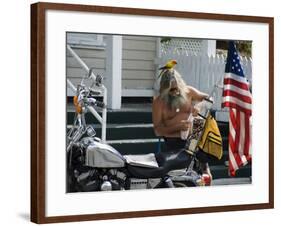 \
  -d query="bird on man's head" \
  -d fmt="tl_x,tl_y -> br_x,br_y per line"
158,59 -> 177,78
159,59 -> 177,70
